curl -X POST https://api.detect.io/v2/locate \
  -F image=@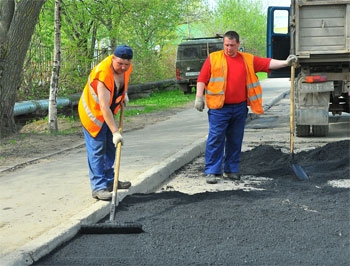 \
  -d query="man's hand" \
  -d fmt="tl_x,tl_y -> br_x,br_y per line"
194,96 -> 205,112
113,131 -> 124,146
286,55 -> 298,66
124,93 -> 129,106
